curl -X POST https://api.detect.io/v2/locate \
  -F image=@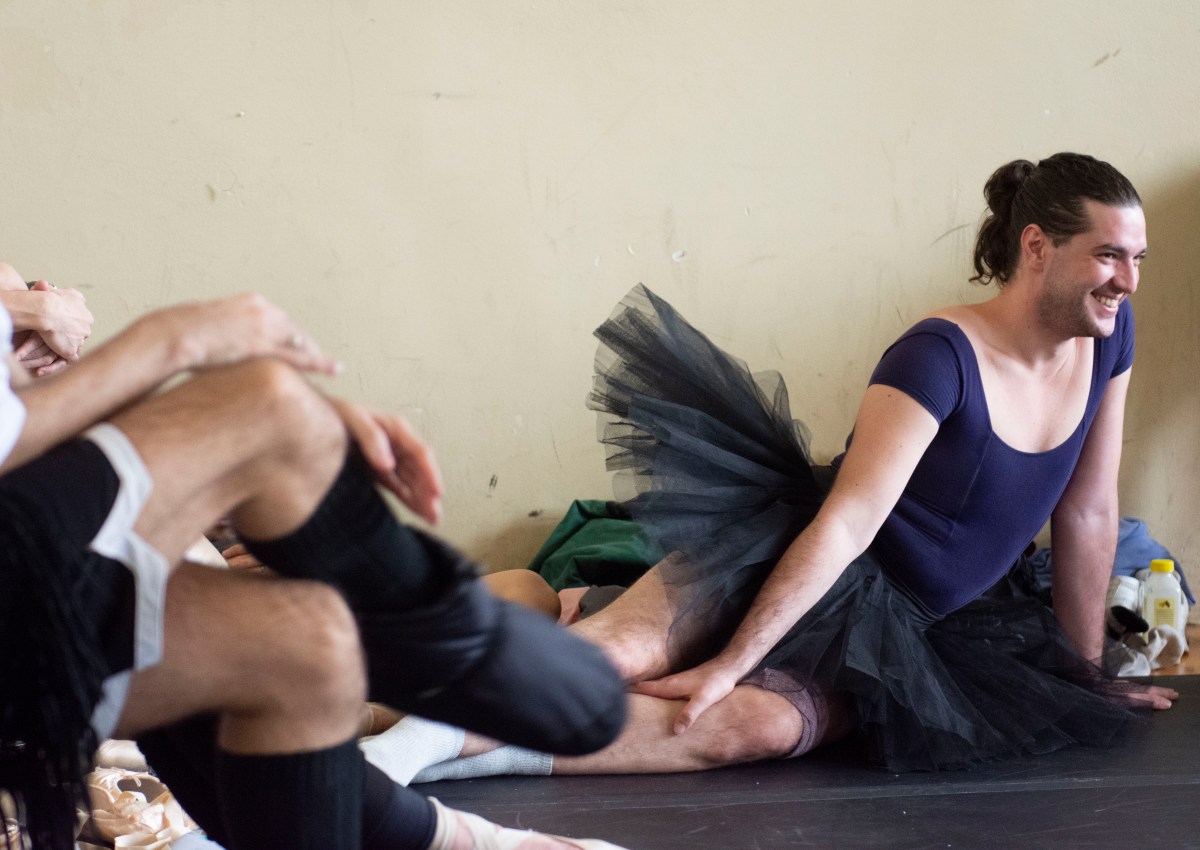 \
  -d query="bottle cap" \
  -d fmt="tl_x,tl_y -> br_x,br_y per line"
1150,559 -> 1175,573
